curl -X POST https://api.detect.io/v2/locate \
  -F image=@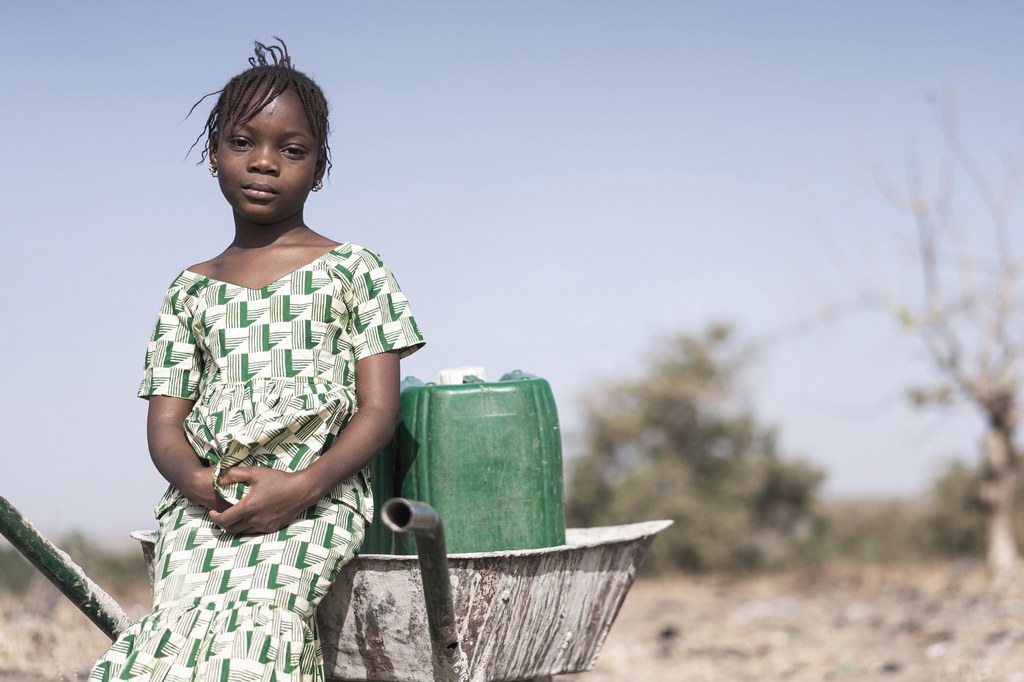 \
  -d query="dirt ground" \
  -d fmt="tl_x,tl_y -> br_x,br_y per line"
2,563 -> 1024,681
562,563 -> 1024,682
